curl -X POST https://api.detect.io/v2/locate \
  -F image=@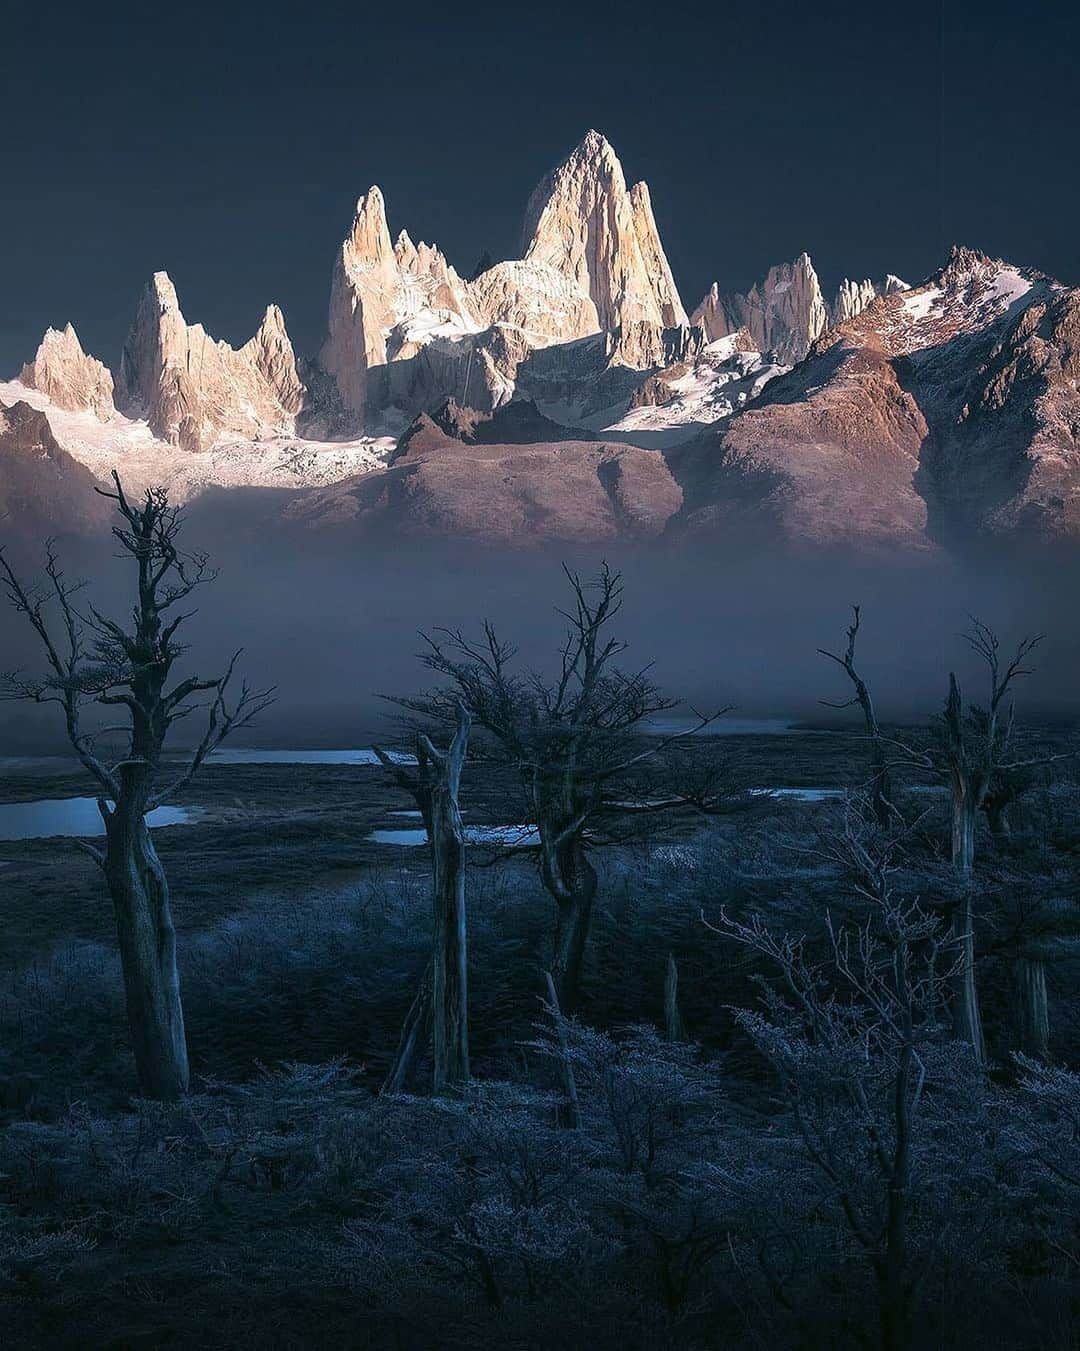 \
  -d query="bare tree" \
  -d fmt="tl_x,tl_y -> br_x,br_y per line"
707,807 -> 962,1351
939,621 -> 1046,876
875,619 -> 1067,1063
393,564 -> 721,1009
819,605 -> 892,828
375,703 -> 471,1093
936,621 -> 1060,1061
0,475 -> 273,1099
